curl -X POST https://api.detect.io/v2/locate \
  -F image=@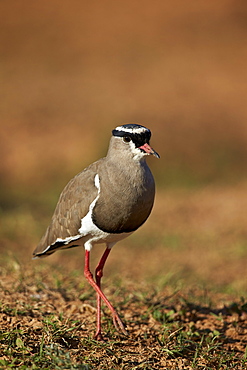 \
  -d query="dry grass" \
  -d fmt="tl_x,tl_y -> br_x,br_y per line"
1,263 -> 247,369
1,186 -> 247,368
